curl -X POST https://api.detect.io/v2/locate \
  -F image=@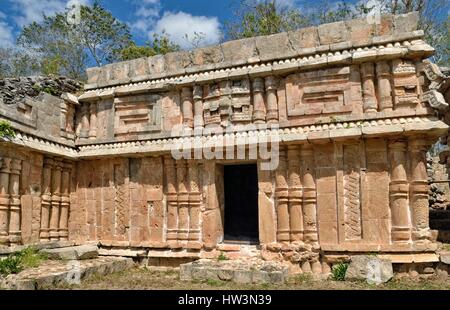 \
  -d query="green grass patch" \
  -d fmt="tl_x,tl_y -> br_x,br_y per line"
0,247 -> 47,276
331,263 -> 349,281
217,252 -> 229,261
